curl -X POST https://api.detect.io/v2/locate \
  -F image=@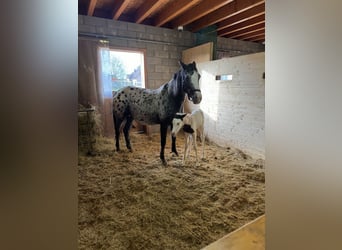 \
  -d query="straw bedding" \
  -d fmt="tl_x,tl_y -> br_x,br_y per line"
78,130 -> 265,249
